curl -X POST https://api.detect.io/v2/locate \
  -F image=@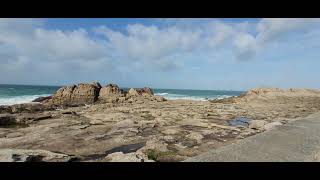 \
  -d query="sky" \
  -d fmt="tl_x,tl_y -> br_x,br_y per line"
0,18 -> 319,91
